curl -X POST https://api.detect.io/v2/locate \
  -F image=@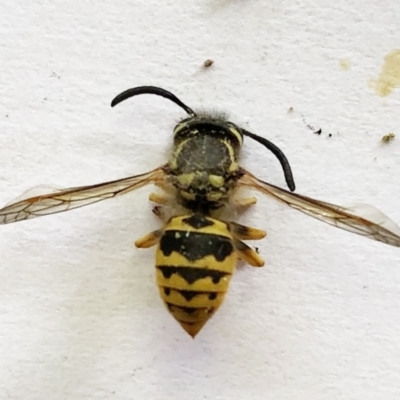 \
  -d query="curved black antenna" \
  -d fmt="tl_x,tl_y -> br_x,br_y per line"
241,129 -> 296,192
111,86 -> 197,117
